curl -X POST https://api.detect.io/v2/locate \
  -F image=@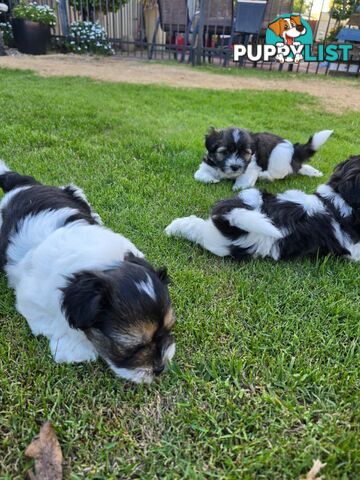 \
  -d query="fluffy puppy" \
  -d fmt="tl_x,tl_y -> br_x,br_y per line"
168,155 -> 360,262
194,127 -> 333,191
0,162 -> 175,384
